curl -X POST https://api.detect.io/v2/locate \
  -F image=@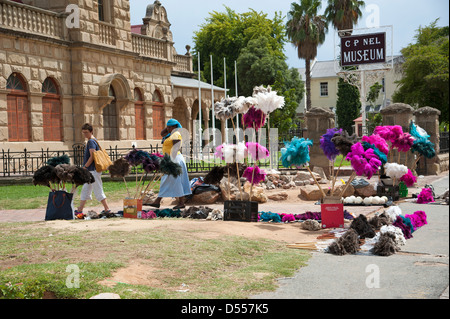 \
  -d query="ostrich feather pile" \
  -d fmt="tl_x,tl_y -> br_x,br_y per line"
327,229 -> 360,256
417,187 -> 435,204
280,137 -> 313,168
405,211 -> 428,230
320,128 -> 343,161
371,232 -> 400,256
393,216 -> 413,239
385,206 -> 402,223
350,214 -> 376,239
384,162 -> 409,179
